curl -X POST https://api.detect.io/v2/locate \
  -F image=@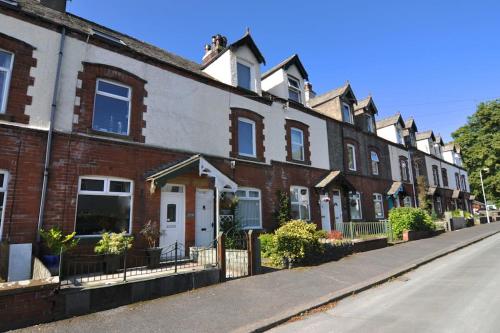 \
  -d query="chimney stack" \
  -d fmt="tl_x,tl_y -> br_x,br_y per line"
304,82 -> 316,106
39,0 -> 67,12
202,34 -> 228,66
